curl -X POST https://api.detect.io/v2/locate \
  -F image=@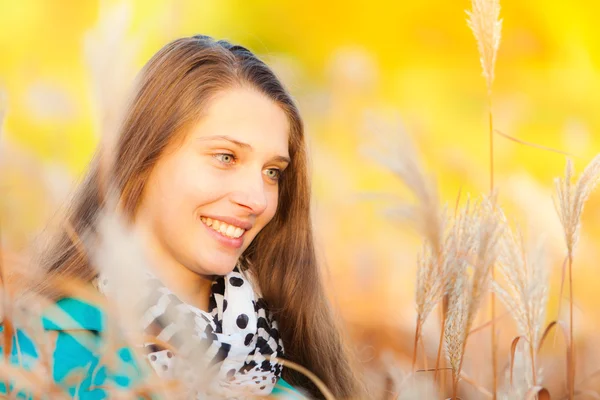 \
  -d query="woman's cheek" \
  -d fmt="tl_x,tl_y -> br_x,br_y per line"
265,190 -> 279,221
